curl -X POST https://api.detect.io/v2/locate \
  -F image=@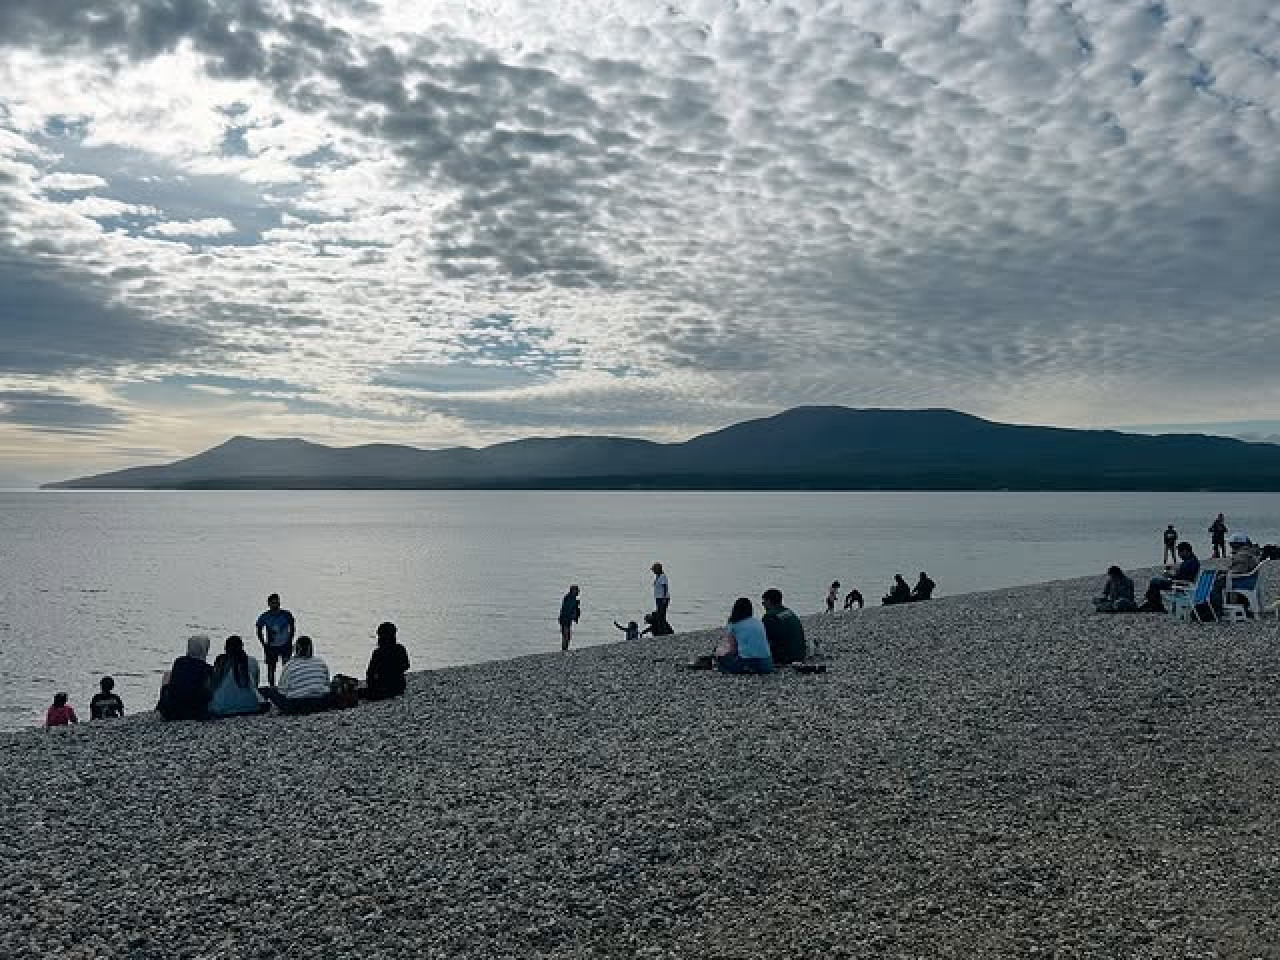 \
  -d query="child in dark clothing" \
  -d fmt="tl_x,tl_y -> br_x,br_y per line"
90,676 -> 125,720
614,620 -> 640,642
